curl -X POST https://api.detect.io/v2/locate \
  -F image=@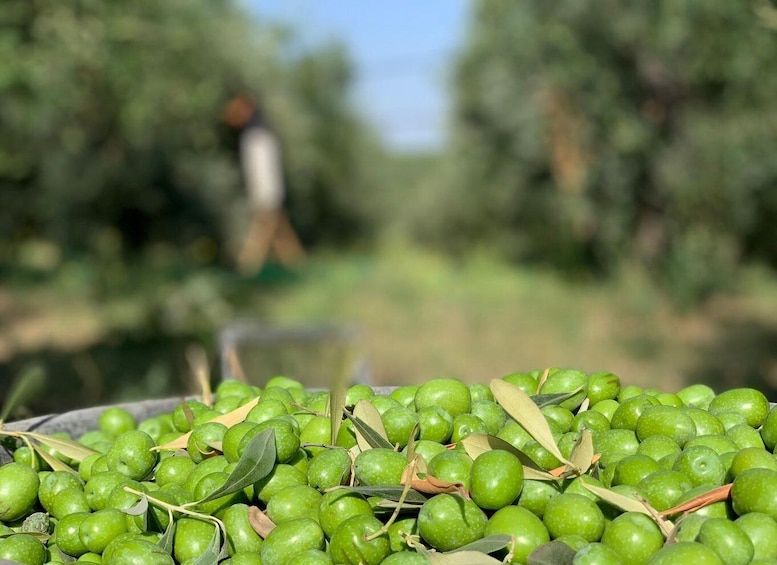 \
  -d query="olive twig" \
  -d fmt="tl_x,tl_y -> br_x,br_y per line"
364,457 -> 418,542
123,486 -> 226,533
